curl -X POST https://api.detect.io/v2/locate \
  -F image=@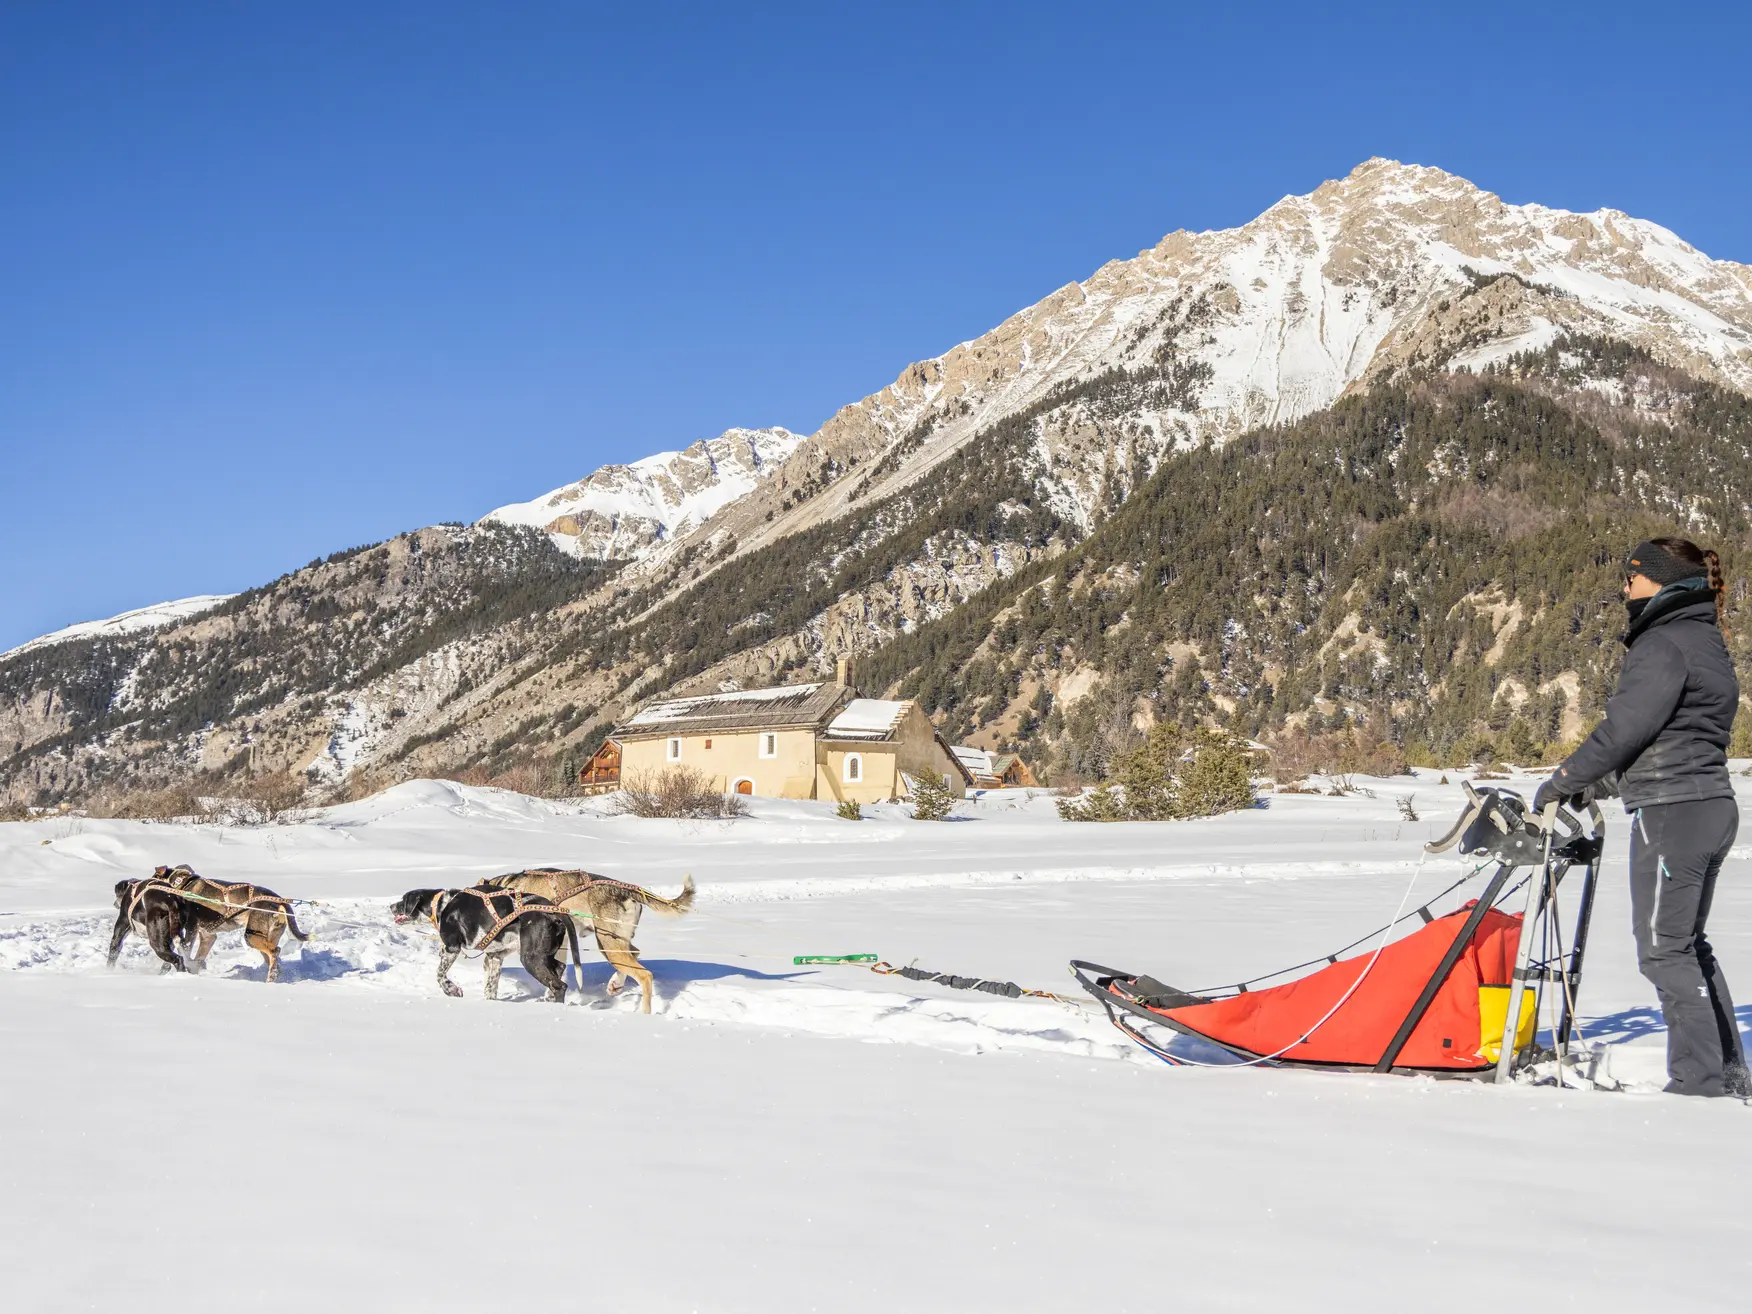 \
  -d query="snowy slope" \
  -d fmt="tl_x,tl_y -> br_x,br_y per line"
1,593 -> 235,659
3,773 -> 1749,1310
483,425 -> 803,559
